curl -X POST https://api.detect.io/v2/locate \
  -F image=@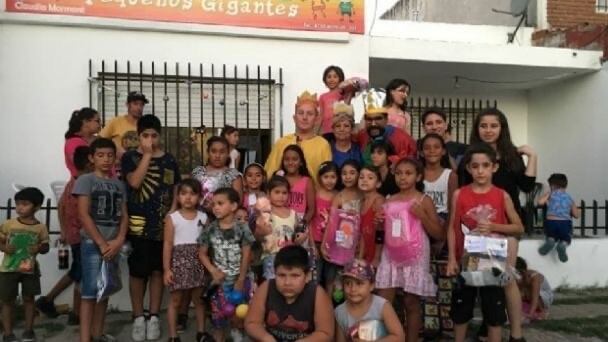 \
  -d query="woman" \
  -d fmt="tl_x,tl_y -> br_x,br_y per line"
384,78 -> 412,134
324,102 -> 361,168
64,107 -> 101,177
